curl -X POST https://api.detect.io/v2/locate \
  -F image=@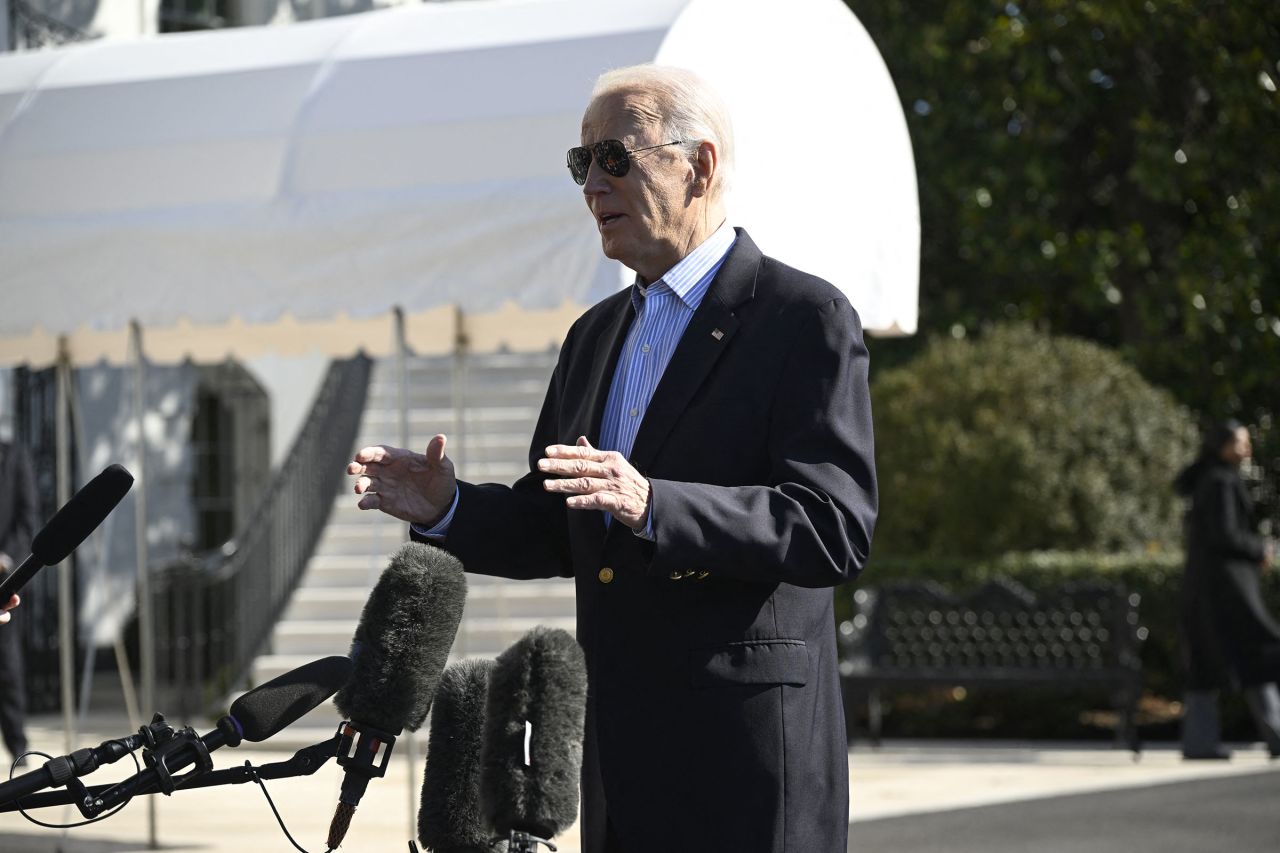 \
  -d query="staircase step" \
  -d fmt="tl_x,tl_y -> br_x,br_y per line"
270,616 -> 578,656
283,581 -> 576,621
243,352 -> 574,718
316,523 -> 409,556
